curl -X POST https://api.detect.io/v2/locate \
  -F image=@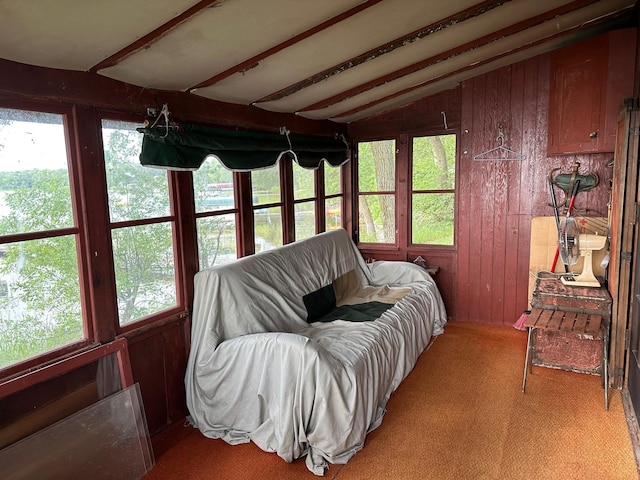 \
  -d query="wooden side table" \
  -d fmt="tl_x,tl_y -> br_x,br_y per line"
521,307 -> 609,409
